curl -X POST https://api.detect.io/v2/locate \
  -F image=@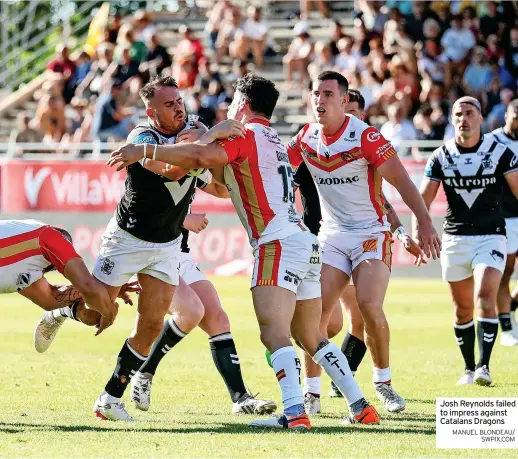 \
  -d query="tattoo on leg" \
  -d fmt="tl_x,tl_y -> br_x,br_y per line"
316,340 -> 330,352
